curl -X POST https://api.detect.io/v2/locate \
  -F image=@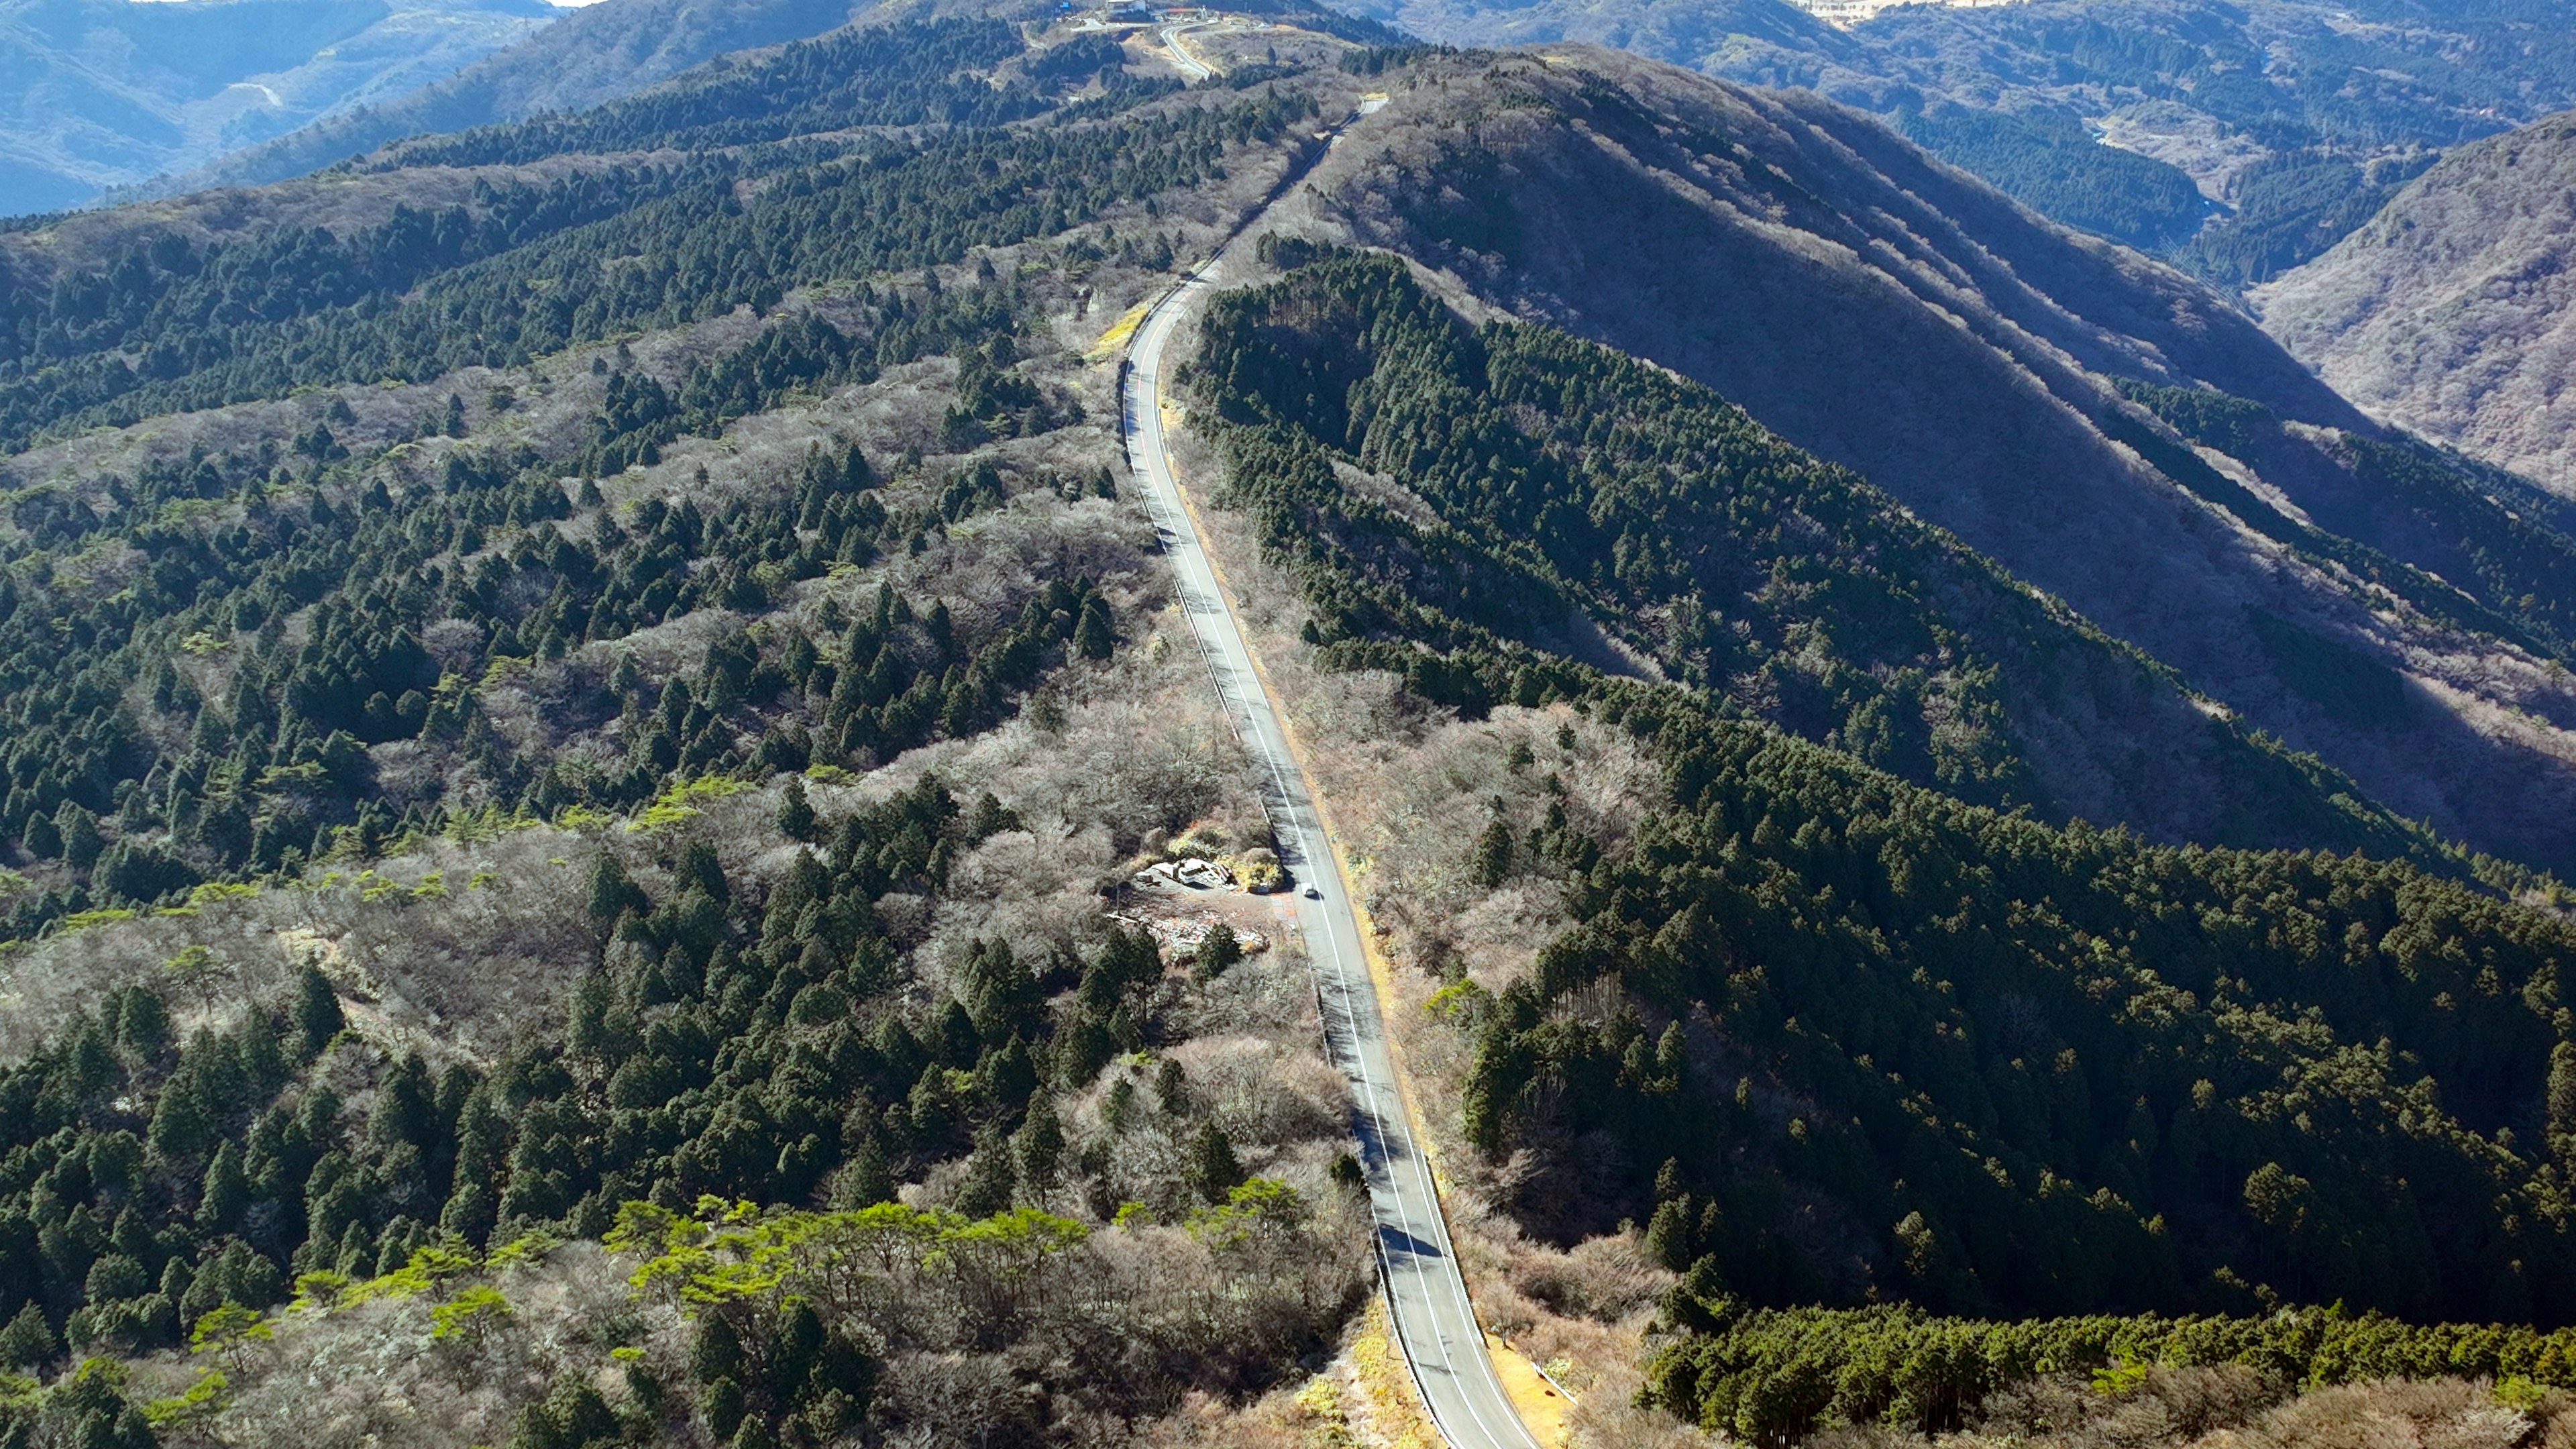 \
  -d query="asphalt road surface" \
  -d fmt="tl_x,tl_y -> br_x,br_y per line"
1117,114 -> 1546,1449
1155,20 -> 1218,80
